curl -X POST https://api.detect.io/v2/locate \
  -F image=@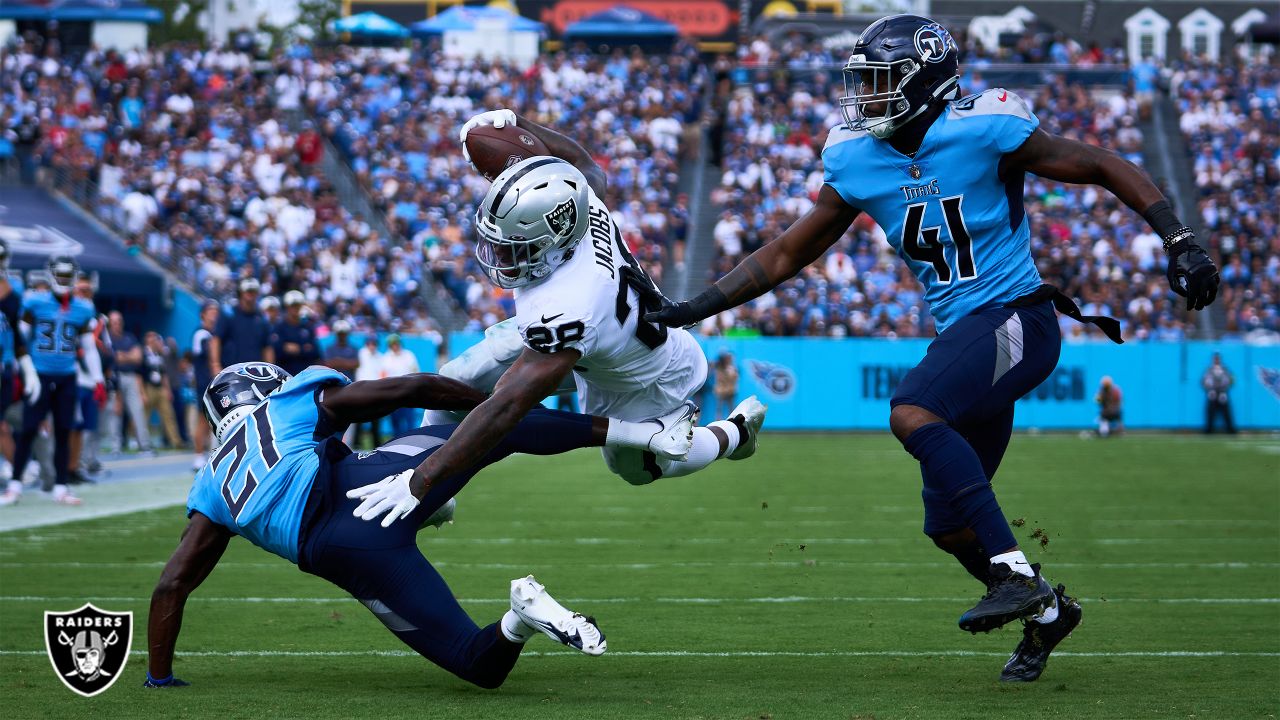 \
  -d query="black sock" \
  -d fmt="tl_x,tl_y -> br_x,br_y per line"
932,534 -> 992,587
